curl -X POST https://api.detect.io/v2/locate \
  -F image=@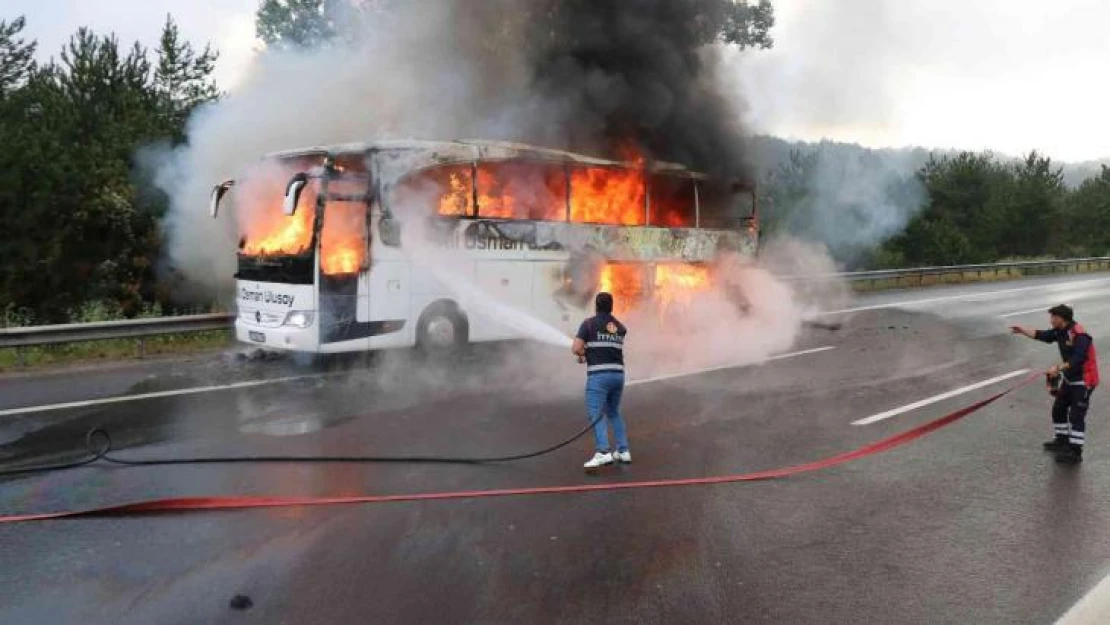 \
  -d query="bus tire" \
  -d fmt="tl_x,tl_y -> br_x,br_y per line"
416,302 -> 468,354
